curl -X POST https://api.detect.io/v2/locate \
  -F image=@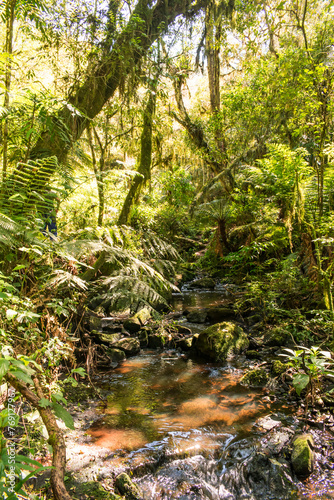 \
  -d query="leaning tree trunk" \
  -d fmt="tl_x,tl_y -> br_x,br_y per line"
6,373 -> 72,500
118,89 -> 156,225
28,0 -> 205,166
